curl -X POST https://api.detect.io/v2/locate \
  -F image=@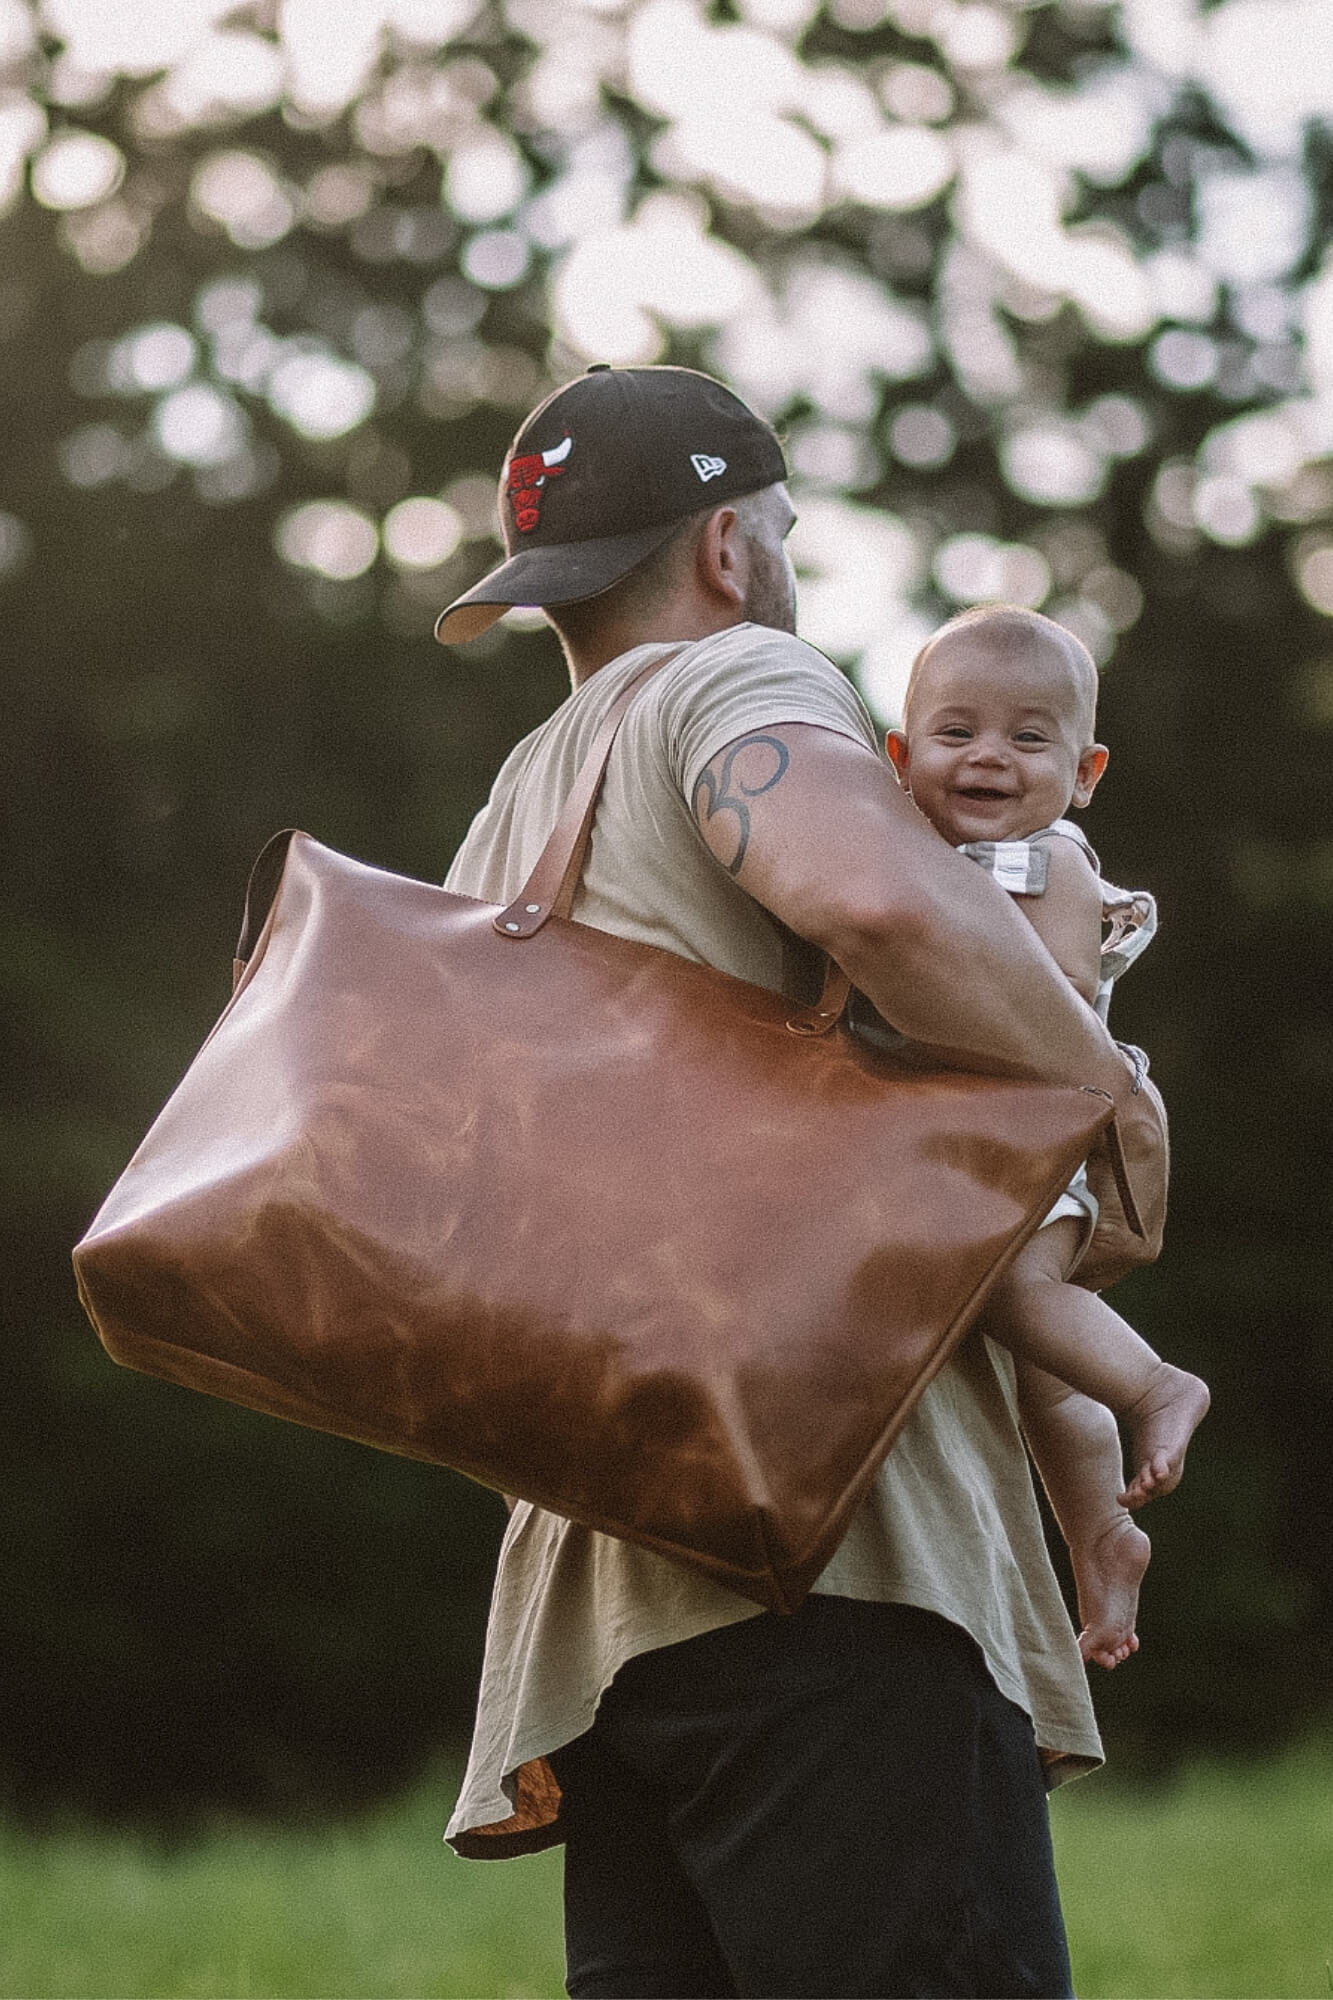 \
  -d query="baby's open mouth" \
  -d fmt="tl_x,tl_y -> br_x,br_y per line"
956,786 -> 1013,801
